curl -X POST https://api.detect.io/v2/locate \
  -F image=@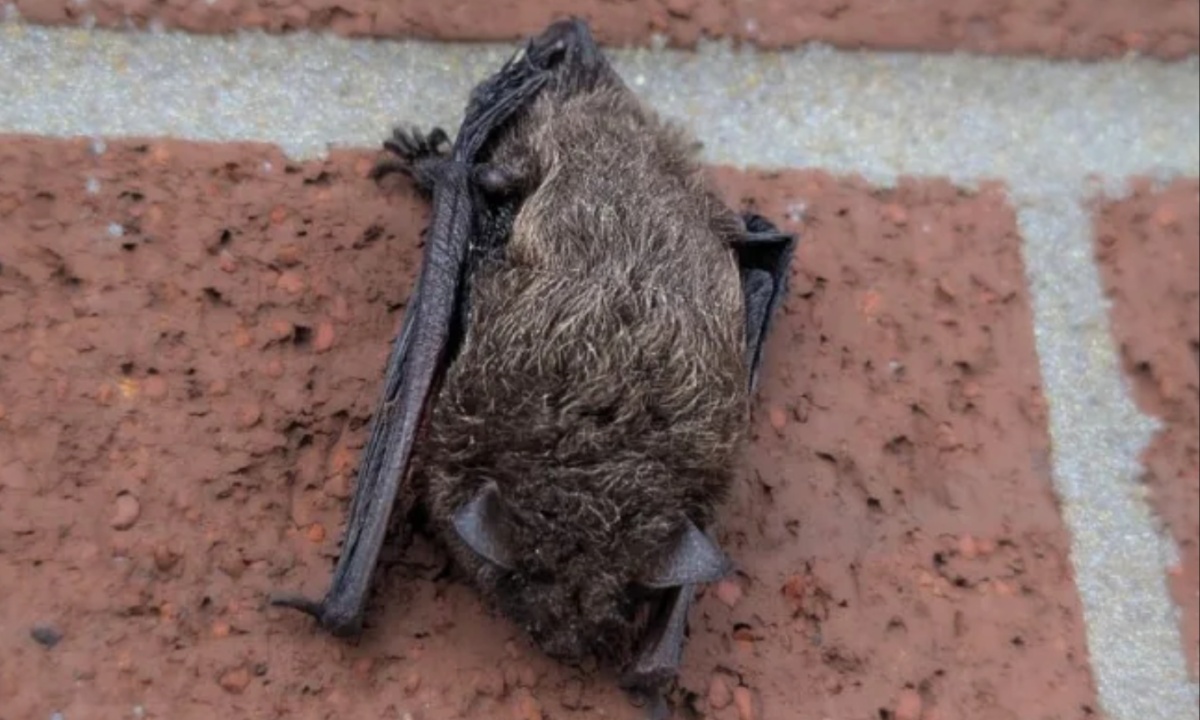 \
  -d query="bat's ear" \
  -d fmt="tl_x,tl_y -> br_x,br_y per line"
452,482 -> 517,570
637,518 -> 733,589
